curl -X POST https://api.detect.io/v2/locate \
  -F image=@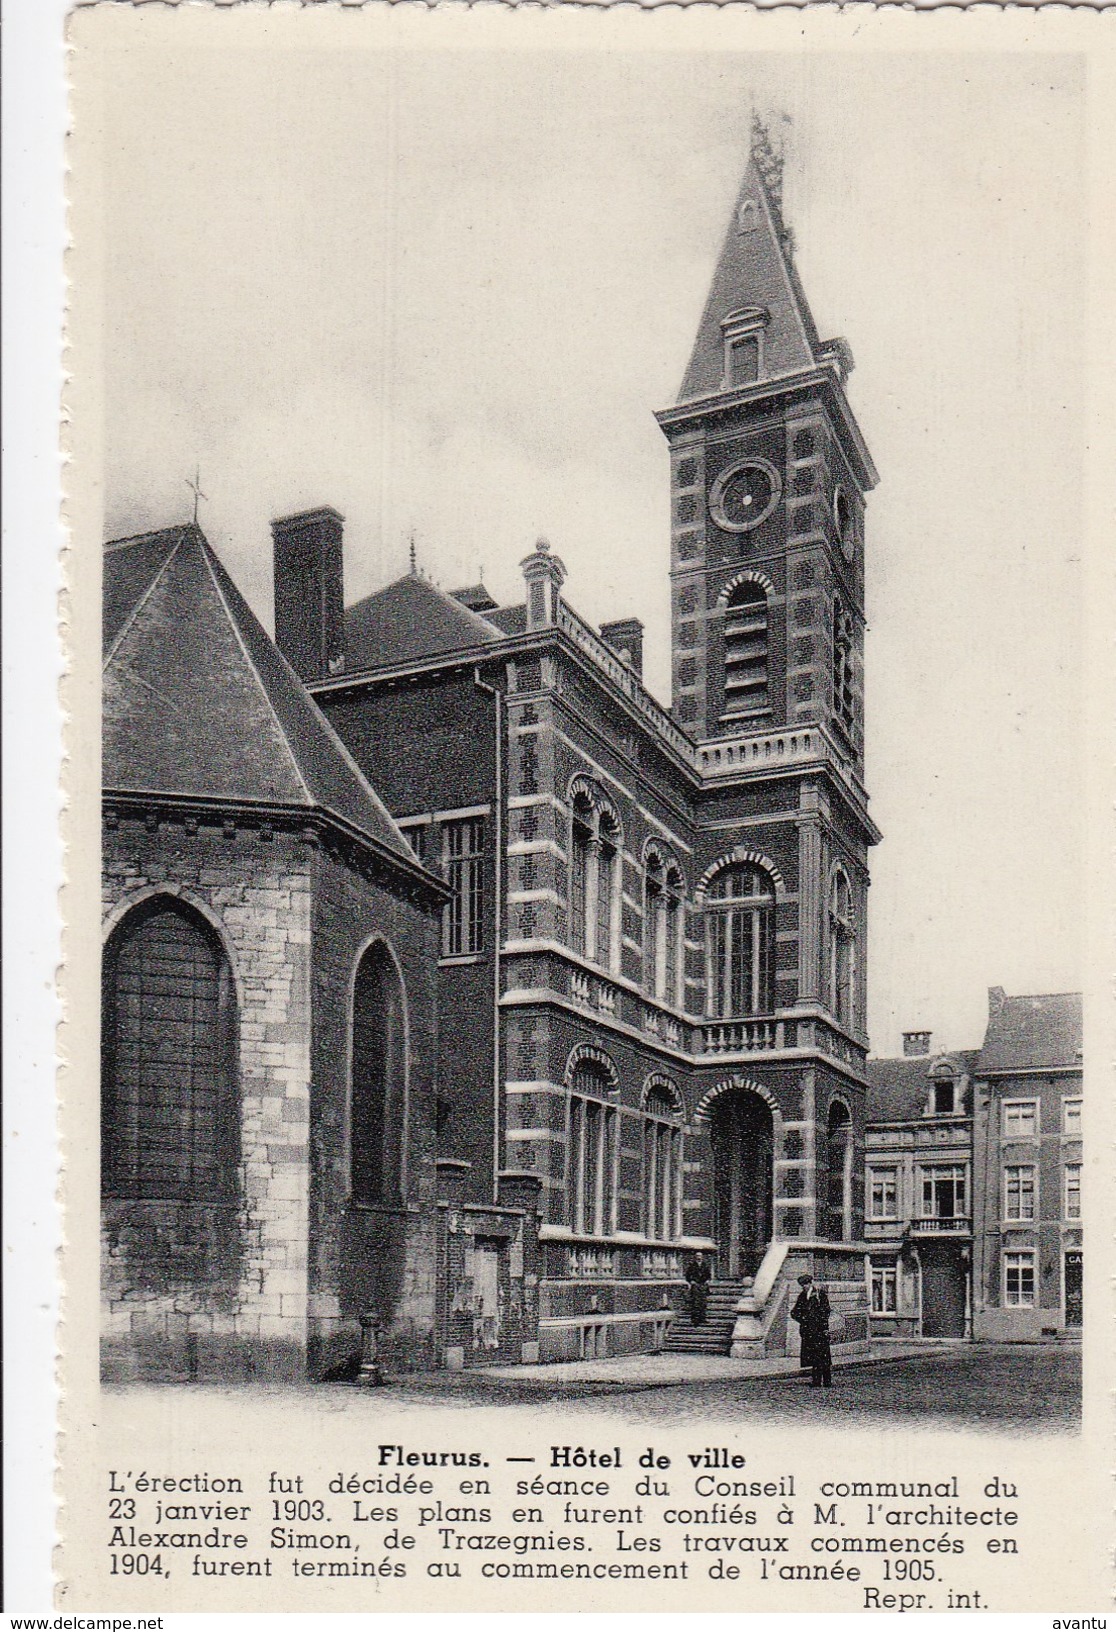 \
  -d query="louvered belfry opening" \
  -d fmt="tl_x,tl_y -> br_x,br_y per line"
723,581 -> 769,715
102,897 -> 239,1202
